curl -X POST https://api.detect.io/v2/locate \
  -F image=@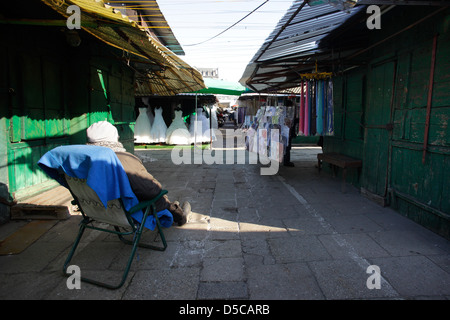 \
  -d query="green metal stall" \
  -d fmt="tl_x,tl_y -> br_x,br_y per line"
0,0 -> 205,224
1,25 -> 136,203
241,2 -> 450,239
324,7 -> 450,238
